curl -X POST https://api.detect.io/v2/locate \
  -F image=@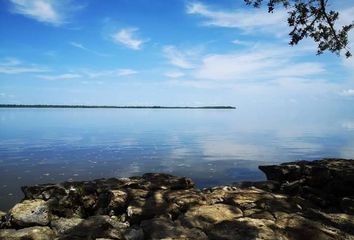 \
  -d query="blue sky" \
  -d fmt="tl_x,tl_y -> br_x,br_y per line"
0,0 -> 353,111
